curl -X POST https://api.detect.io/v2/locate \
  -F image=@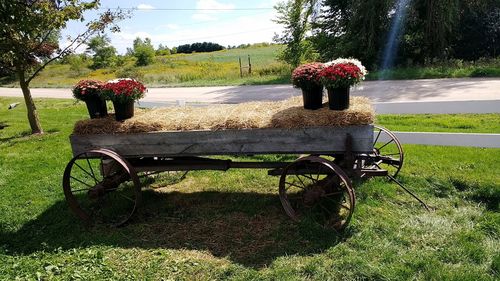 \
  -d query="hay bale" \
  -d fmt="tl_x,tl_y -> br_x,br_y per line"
73,96 -> 374,135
